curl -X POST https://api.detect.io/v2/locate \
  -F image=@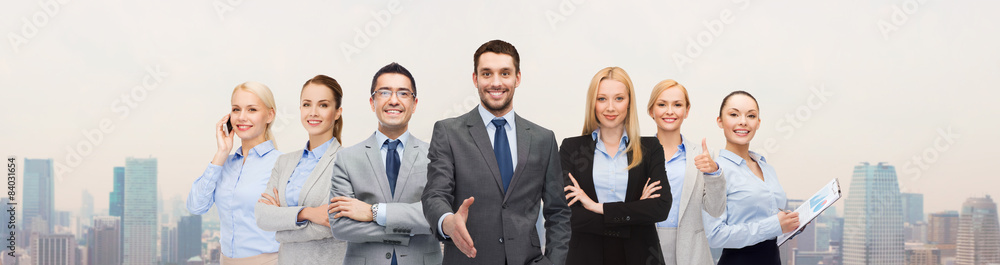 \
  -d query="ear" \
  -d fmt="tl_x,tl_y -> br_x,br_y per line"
334,107 -> 343,122
472,72 -> 478,88
717,116 -> 723,129
411,97 -> 418,114
267,108 -> 276,124
370,97 -> 376,113
514,72 -> 521,88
